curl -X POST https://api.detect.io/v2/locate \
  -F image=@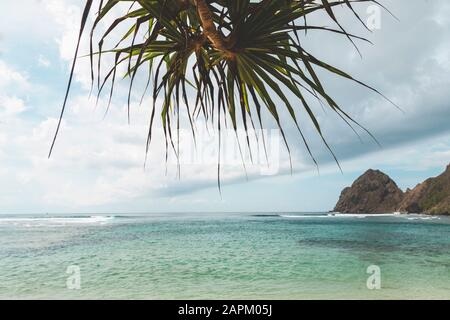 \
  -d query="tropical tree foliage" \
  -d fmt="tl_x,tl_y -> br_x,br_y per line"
50,0 -> 394,179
